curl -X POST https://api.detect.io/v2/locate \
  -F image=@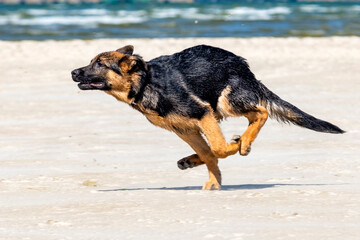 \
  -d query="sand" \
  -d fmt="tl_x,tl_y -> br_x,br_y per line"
0,37 -> 359,239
